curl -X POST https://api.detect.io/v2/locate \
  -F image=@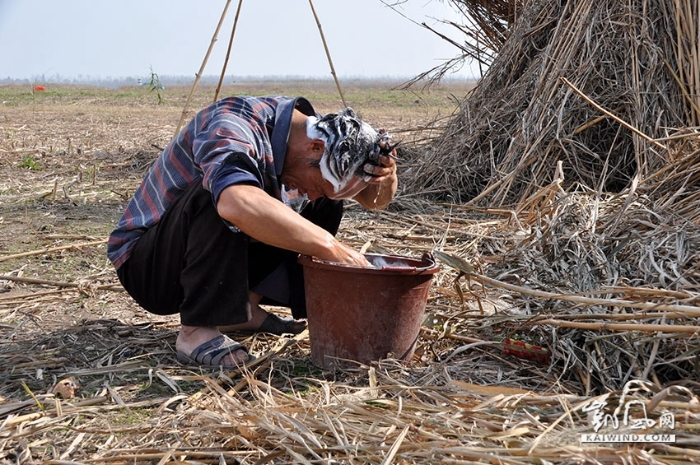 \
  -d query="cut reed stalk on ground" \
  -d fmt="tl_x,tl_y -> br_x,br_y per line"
3,1 -> 700,461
